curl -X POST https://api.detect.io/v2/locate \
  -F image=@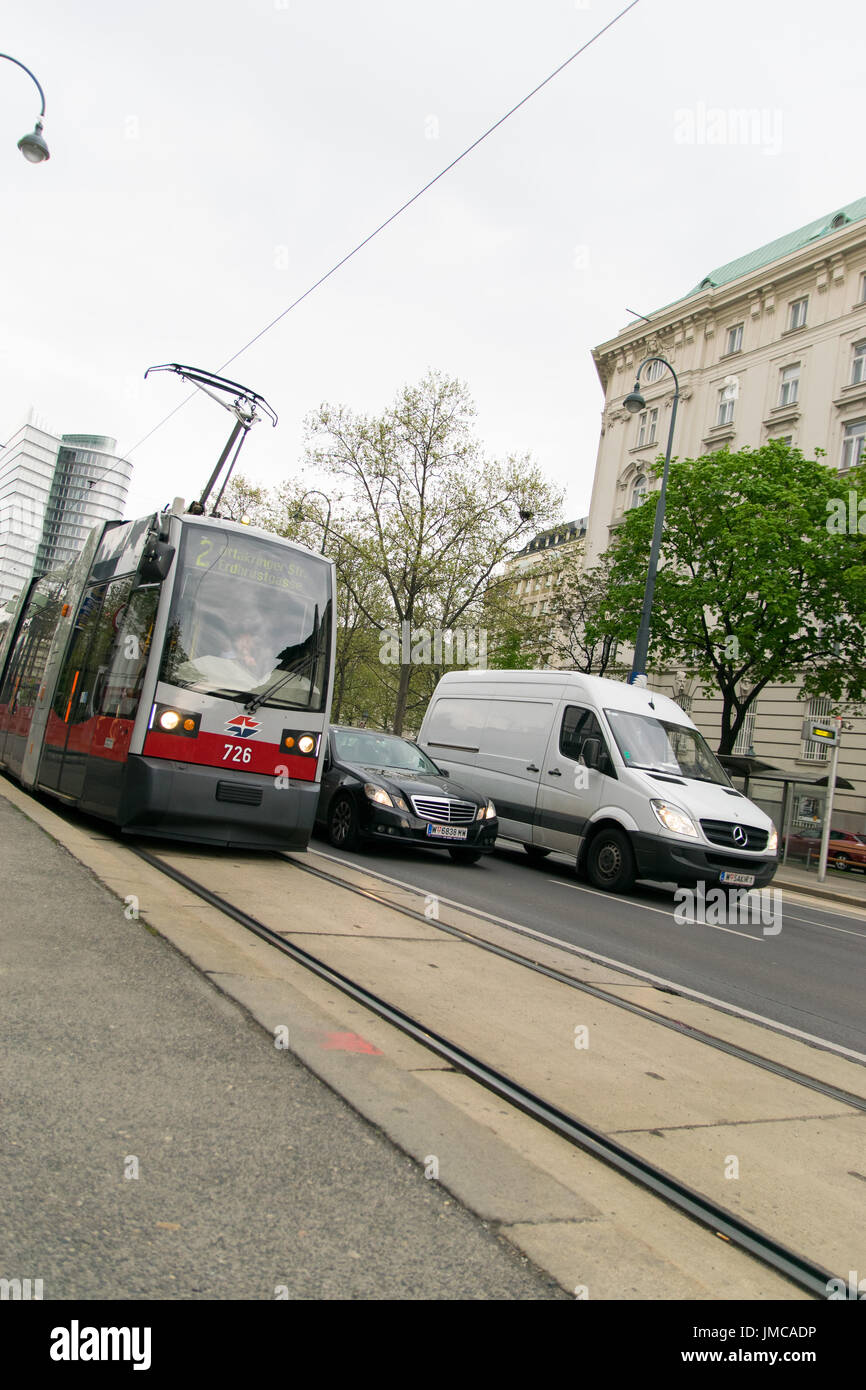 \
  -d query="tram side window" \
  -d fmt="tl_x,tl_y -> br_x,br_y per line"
52,584 -> 109,725
0,577 -> 65,713
96,582 -> 160,720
